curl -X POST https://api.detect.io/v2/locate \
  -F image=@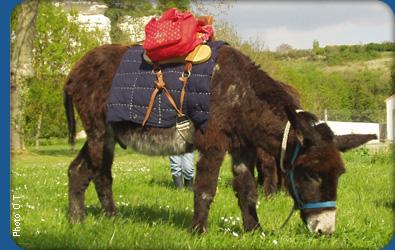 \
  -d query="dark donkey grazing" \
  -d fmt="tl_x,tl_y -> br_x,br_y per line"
64,43 -> 376,234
